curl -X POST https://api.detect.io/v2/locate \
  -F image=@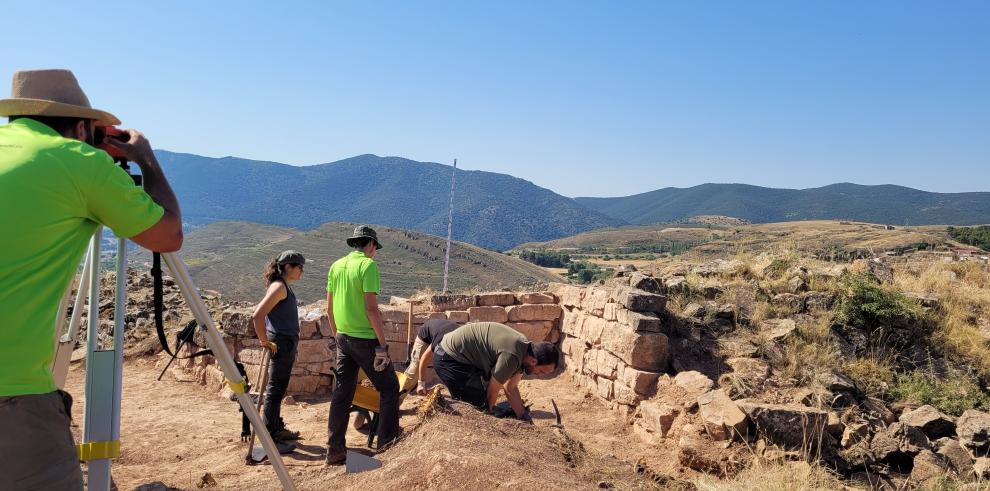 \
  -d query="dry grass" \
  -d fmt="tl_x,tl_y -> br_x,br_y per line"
895,261 -> 990,376
759,315 -> 840,386
843,355 -> 895,399
695,461 -> 844,491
